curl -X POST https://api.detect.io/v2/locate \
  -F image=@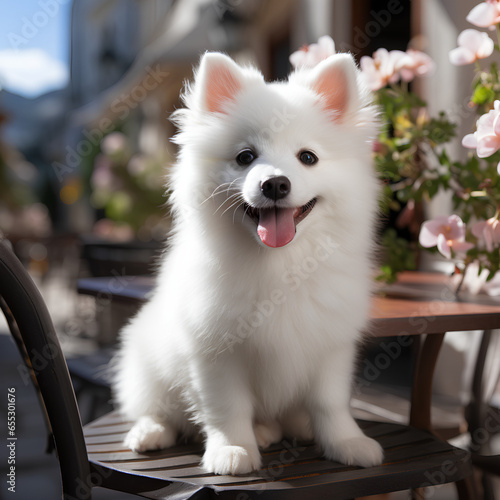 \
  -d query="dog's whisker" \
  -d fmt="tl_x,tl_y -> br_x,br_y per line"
212,183 -> 235,198
211,191 -> 239,212
218,177 -> 242,193
225,177 -> 241,196
213,198 -> 240,217
221,197 -> 244,217
213,192 -> 242,215
201,184 -> 234,206
232,200 -> 246,224
202,178 -> 242,206
220,196 -> 244,217
242,203 -> 251,224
